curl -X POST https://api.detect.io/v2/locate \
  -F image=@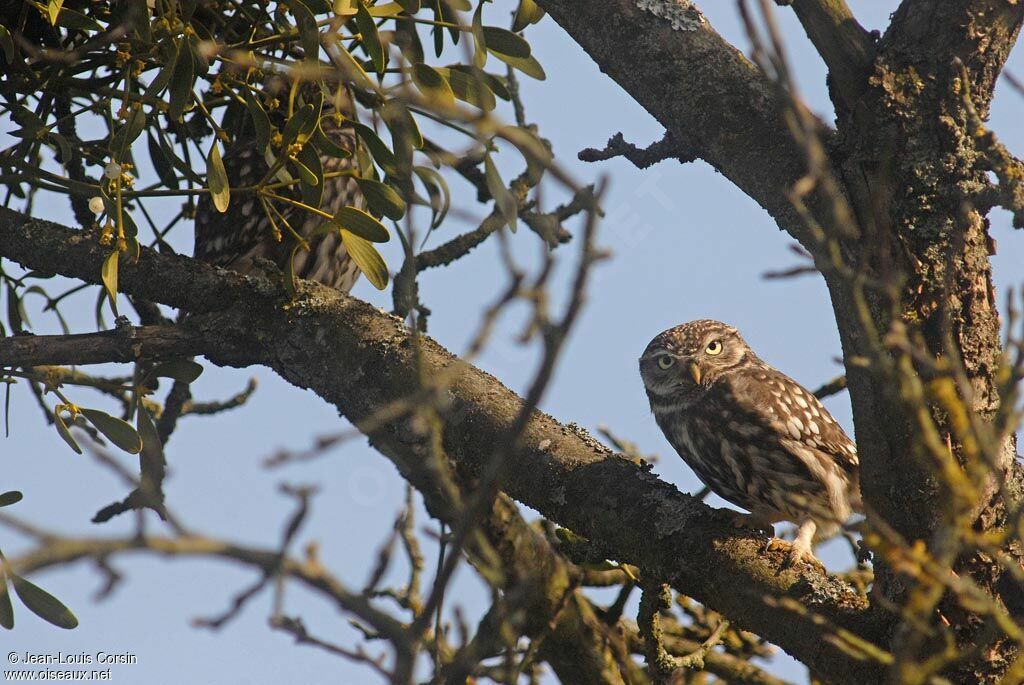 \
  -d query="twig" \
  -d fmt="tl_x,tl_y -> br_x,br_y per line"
269,615 -> 392,678
181,377 -> 258,417
578,132 -> 695,169
812,374 -> 847,399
